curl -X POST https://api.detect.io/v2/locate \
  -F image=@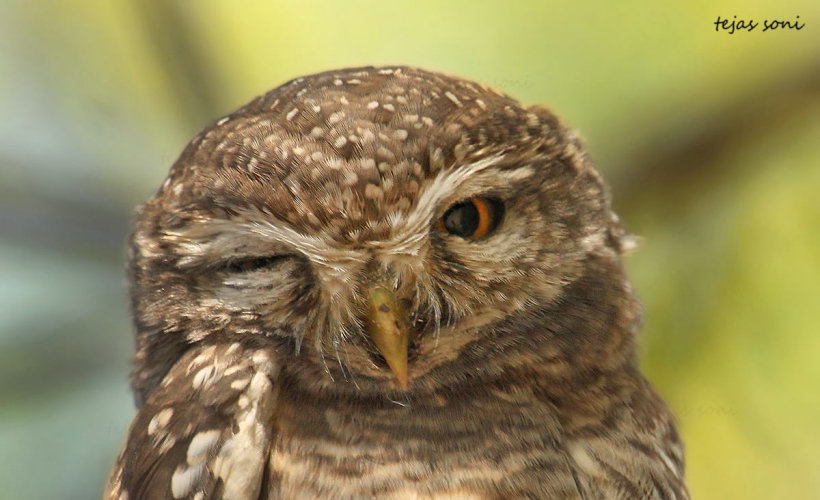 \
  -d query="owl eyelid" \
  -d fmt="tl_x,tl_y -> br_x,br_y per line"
219,254 -> 293,273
